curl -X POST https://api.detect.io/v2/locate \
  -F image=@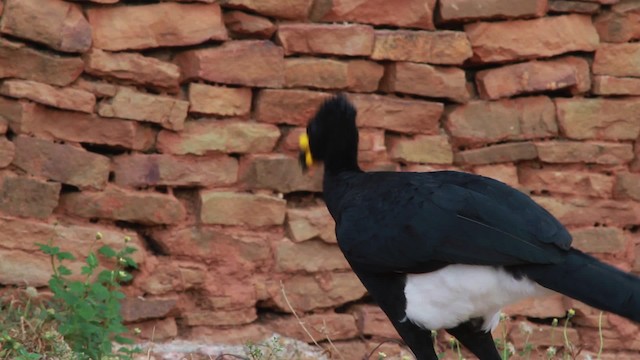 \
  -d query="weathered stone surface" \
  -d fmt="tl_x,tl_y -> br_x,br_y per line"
188,83 -> 252,117
536,141 -> 634,165
533,196 -> 640,226
175,41 -> 284,87
351,304 -> 400,339
0,217 -> 145,286
184,308 -> 257,326
0,79 -> 95,113
456,142 -> 538,165
266,313 -> 358,342
224,11 -> 276,39
439,0 -> 548,22
550,0 -> 600,14
571,227 -> 627,254
200,191 -> 286,226
518,167 -> 614,197
0,0 -> 91,53
556,98 -> 640,141
0,138 -> 14,168
387,135 -> 453,164
350,94 -> 444,134
98,88 -> 188,131
120,297 -> 178,322
276,238 -> 349,272
277,23 -> 374,56
465,14 -> 599,63
12,136 -> 109,190
6,102 -> 155,151
149,228 -> 271,273
220,0 -> 314,20
157,120 -> 280,155
593,43 -> 640,77
445,96 -> 557,146
59,186 -> 186,225
594,1 -> 640,43
313,0 -> 437,30
0,172 -> 60,219
0,38 -> 84,86
134,318 -> 178,341
241,154 -> 322,193
84,49 -> 180,92
88,2 -> 227,51
112,154 -> 238,187
268,272 -> 367,312
615,172 -> 640,201
255,89 -> 331,126
284,58 -> 349,89
72,78 -> 118,98
347,60 -> 384,92
504,294 -> 567,318
136,260 -> 206,295
286,205 -> 336,243
476,57 -> 590,100
372,30 -> 472,65
473,164 -> 519,187
381,62 -> 470,103
593,75 -> 640,95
